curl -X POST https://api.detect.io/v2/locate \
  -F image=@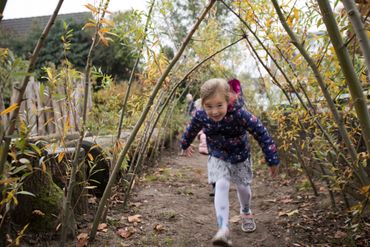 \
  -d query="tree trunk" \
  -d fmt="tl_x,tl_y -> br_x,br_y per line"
342,0 -> 370,81
0,0 -> 7,22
